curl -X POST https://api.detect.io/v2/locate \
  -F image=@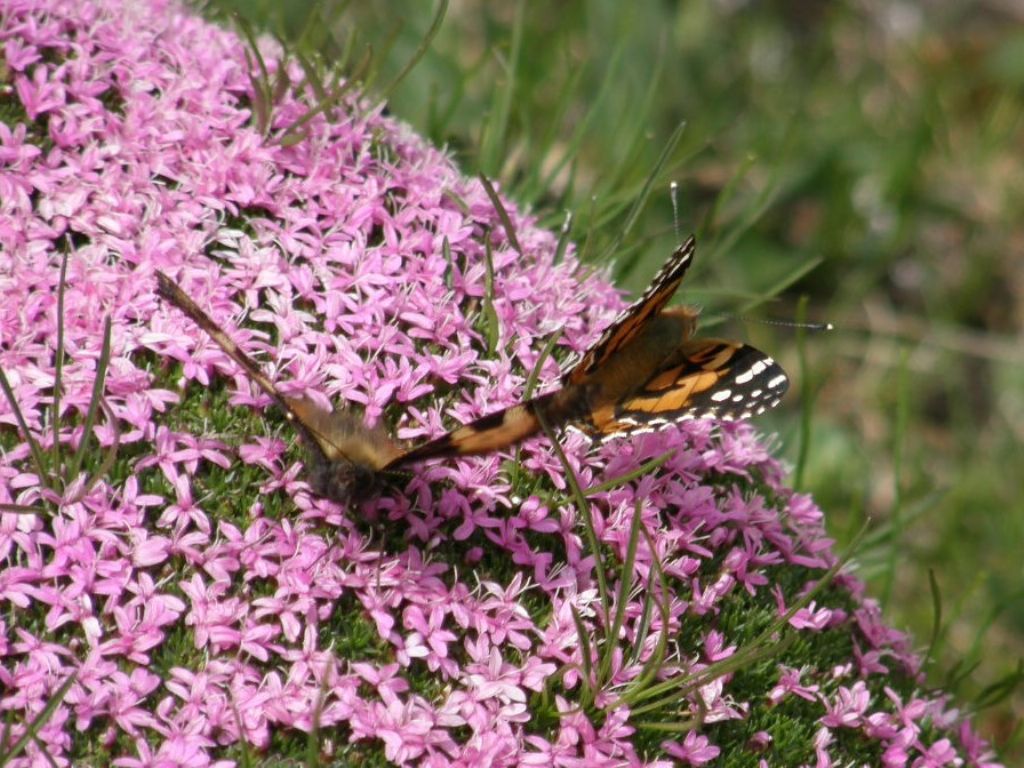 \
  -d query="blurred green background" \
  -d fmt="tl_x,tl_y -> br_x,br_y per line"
212,0 -> 1023,759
